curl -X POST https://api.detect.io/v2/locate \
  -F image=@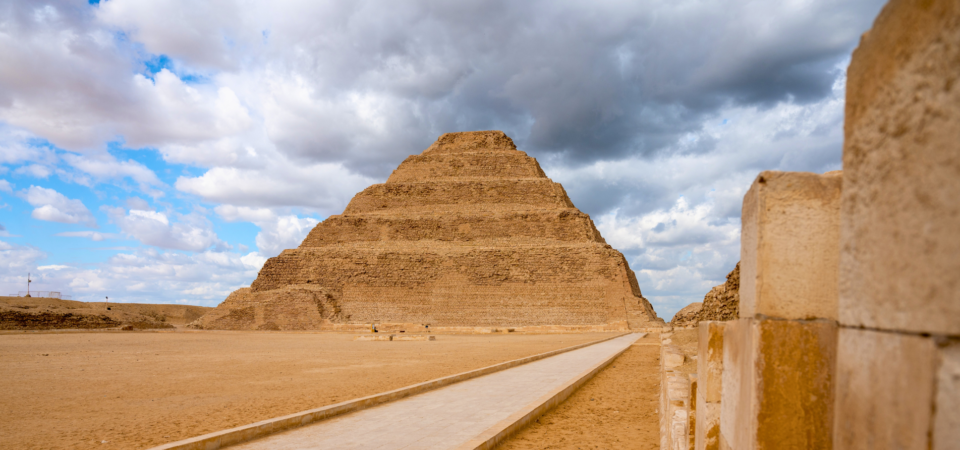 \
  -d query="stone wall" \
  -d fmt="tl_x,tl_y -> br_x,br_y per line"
834,0 -> 959,448
690,2 -> 959,448
199,131 -> 663,330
